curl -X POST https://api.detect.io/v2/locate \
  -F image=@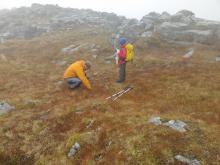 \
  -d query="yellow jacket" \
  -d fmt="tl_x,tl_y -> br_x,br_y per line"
63,60 -> 92,89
